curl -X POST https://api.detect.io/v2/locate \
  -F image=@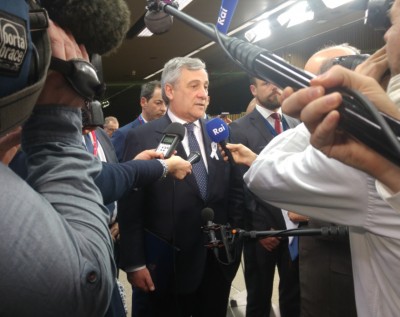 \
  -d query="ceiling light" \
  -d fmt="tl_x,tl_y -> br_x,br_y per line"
244,20 -> 271,43
277,1 -> 314,28
139,0 -> 194,37
322,0 -> 355,9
